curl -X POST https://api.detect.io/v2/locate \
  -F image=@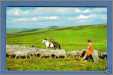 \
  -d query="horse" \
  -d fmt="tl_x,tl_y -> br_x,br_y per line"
42,39 -> 61,49
49,39 -> 61,49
